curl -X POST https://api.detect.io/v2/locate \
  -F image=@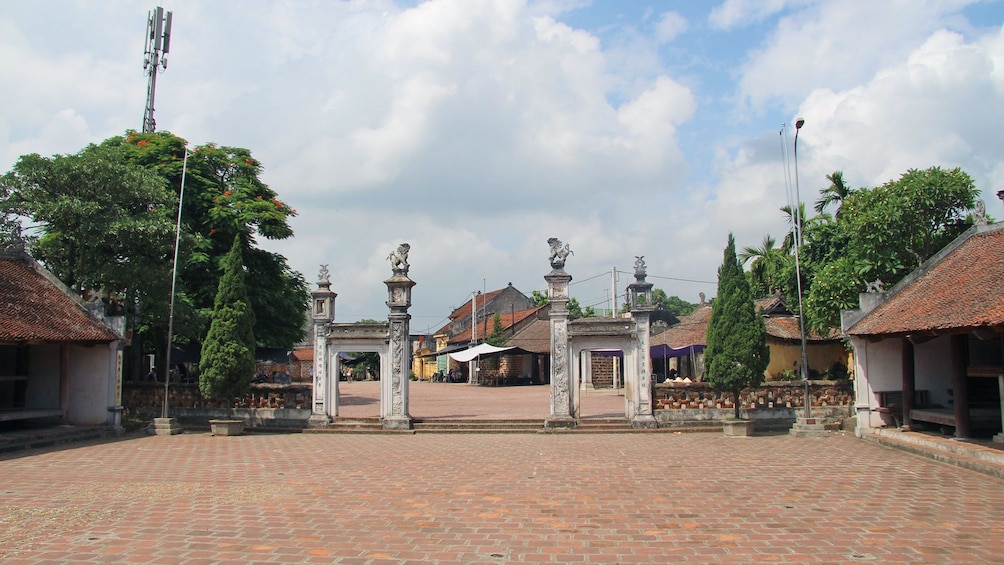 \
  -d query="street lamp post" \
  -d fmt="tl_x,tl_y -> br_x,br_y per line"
793,118 -> 812,419
469,290 -> 480,385
152,145 -> 188,436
